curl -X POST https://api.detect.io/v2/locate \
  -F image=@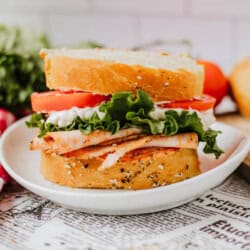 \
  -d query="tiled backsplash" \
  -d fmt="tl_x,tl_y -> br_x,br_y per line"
1,0 -> 250,73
